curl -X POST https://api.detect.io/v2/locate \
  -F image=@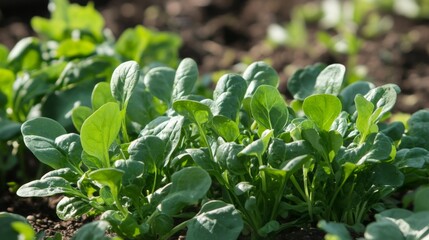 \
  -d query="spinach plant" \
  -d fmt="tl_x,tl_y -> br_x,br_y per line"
16,57 -> 418,239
